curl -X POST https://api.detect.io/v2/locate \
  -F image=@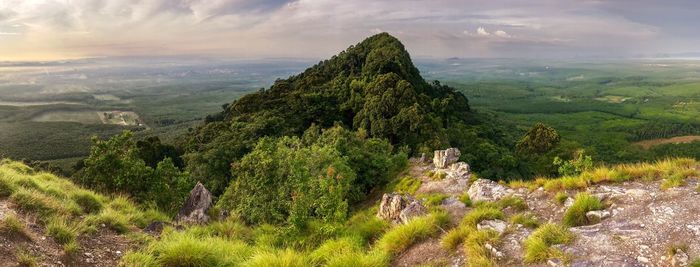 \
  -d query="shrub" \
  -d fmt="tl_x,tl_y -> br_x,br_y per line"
374,212 -> 449,256
71,191 -> 104,214
562,193 -> 603,227
523,223 -> 574,263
